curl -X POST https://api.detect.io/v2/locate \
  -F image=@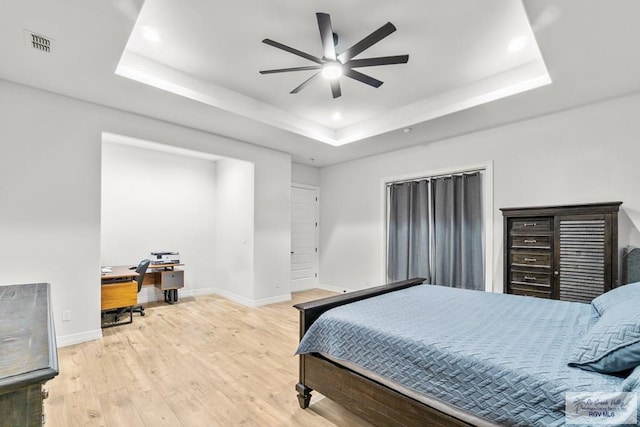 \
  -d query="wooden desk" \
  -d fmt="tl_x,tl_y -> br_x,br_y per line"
100,266 -> 139,327
143,263 -> 184,304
